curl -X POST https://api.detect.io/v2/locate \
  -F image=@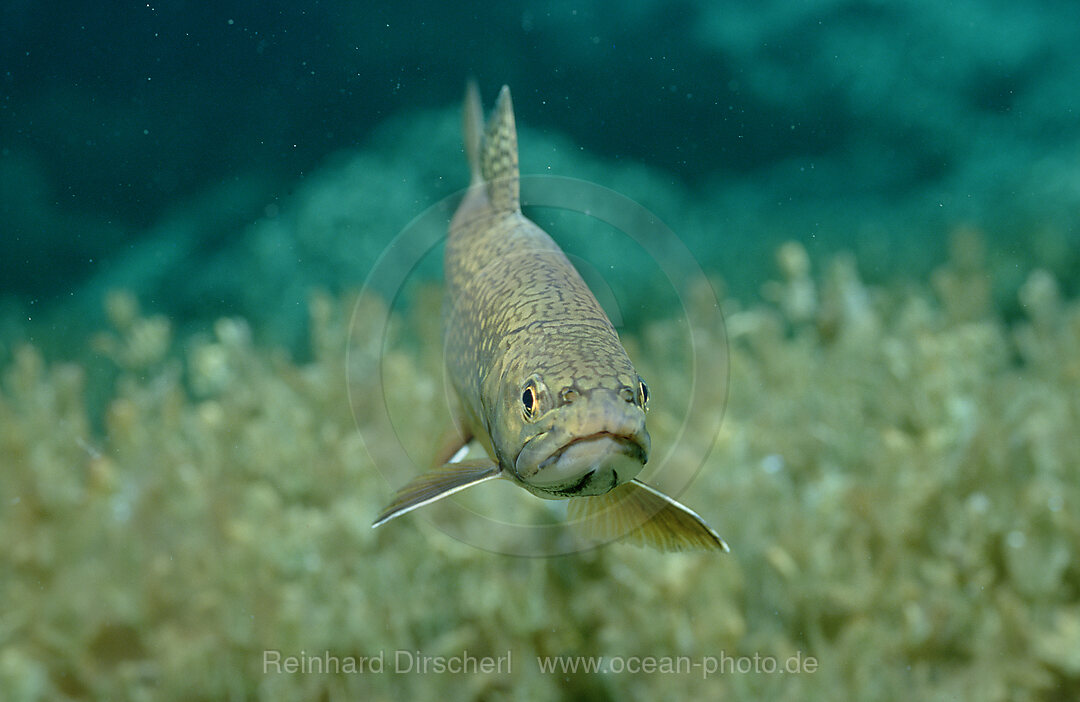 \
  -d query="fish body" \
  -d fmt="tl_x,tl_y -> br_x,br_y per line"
374,83 -> 727,552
